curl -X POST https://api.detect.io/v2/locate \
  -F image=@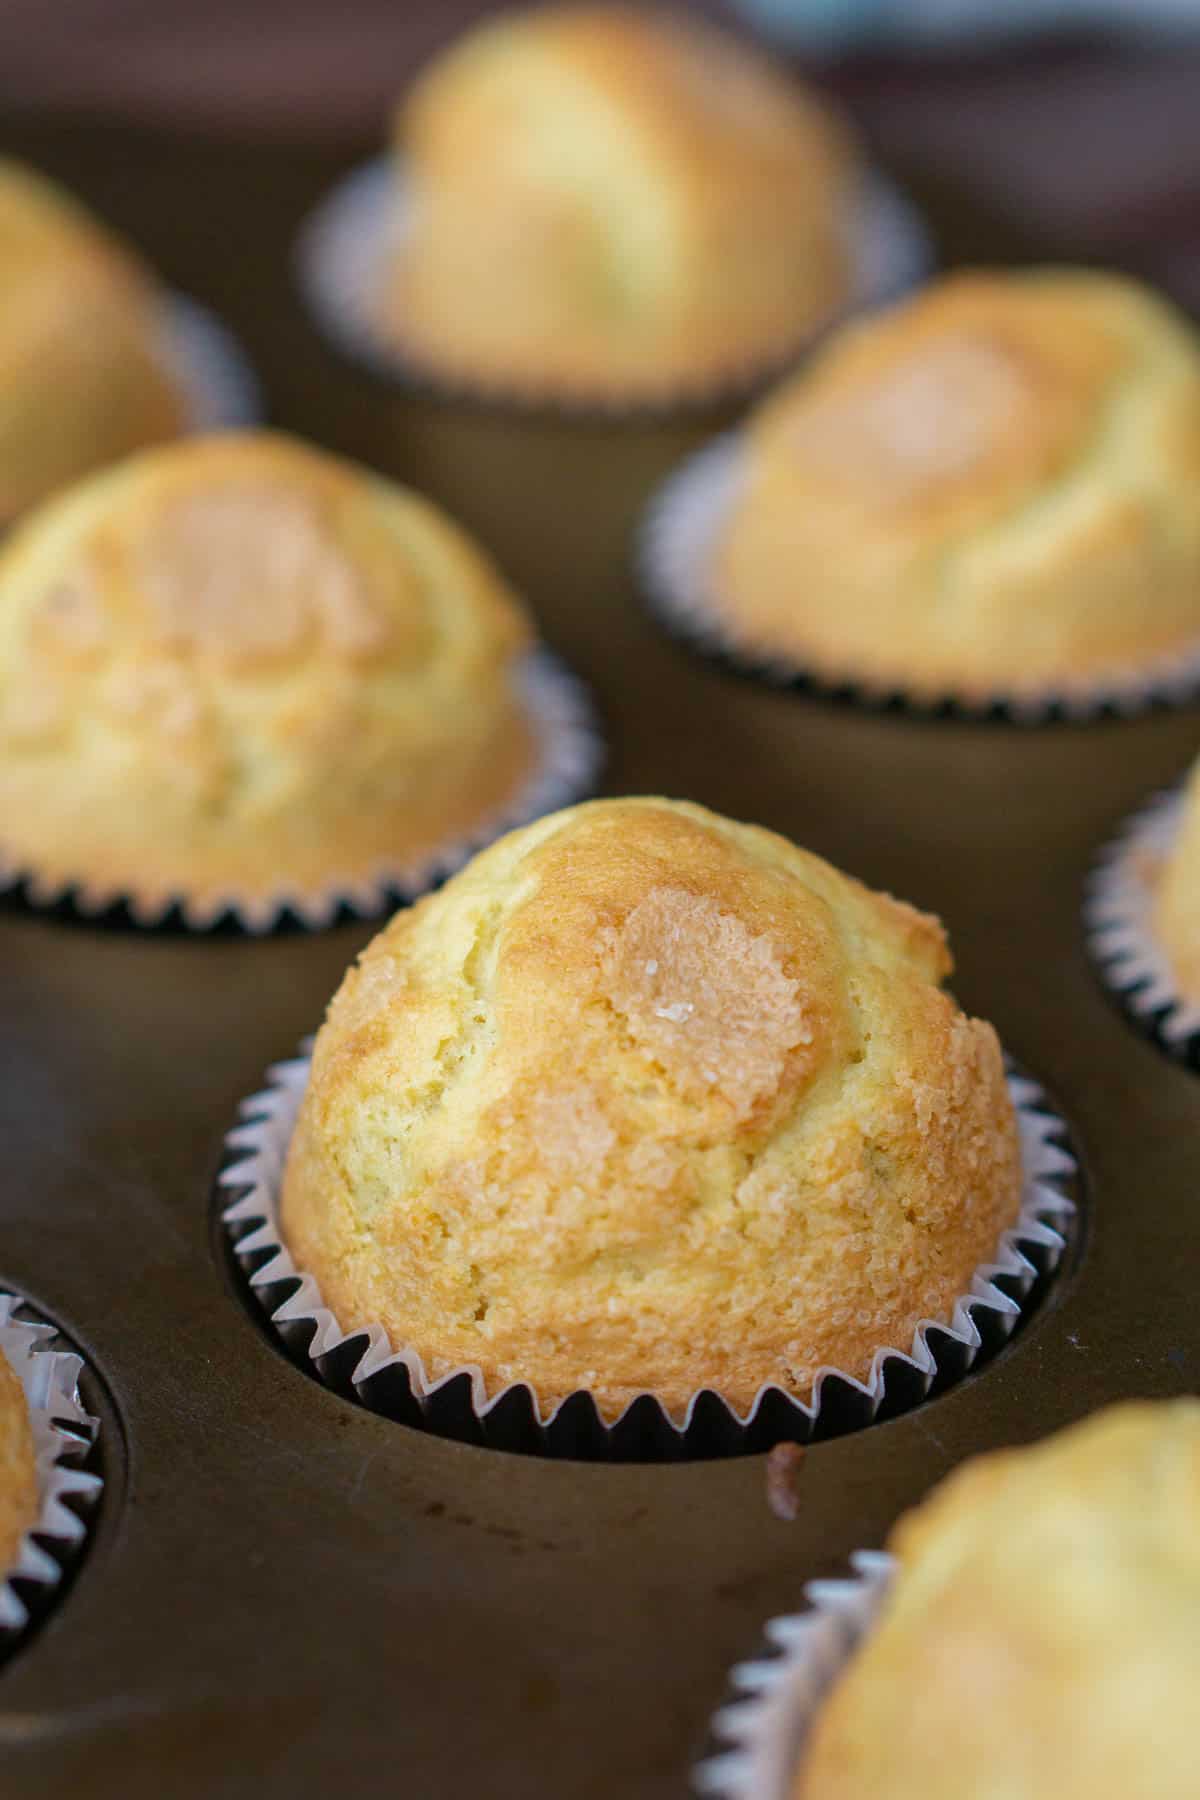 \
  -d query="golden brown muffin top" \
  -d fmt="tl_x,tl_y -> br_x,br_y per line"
0,1345 -> 37,1579
718,268 -> 1200,692
0,431 -> 536,905
281,798 -> 1019,1416
798,1400 -> 1200,1799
